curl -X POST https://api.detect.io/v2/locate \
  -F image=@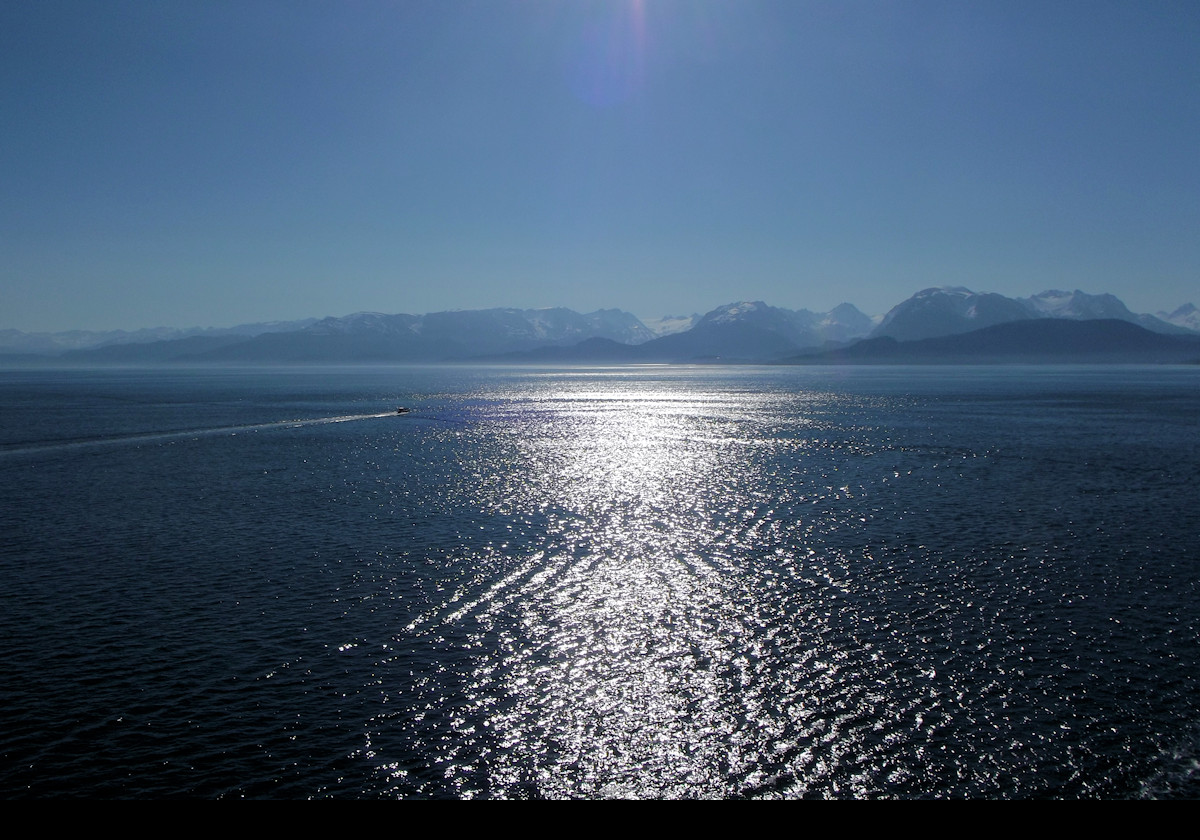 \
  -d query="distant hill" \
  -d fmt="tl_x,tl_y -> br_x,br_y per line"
31,307 -> 657,364
788,319 -> 1200,365
199,307 -> 656,362
0,318 -> 318,356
